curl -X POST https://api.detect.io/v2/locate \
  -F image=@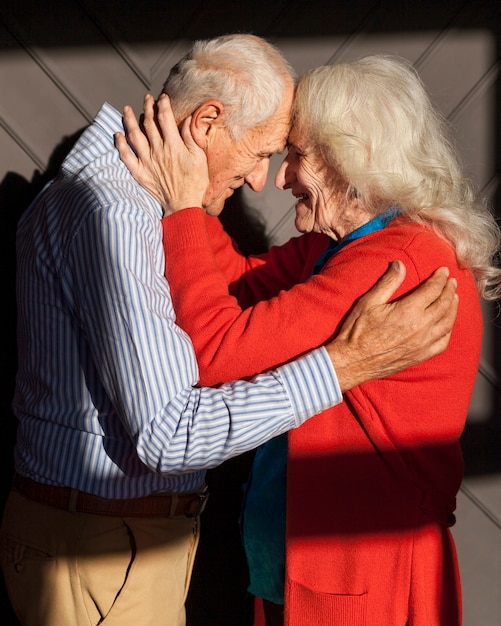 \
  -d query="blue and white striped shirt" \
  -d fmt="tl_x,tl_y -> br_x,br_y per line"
12,102 -> 342,498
